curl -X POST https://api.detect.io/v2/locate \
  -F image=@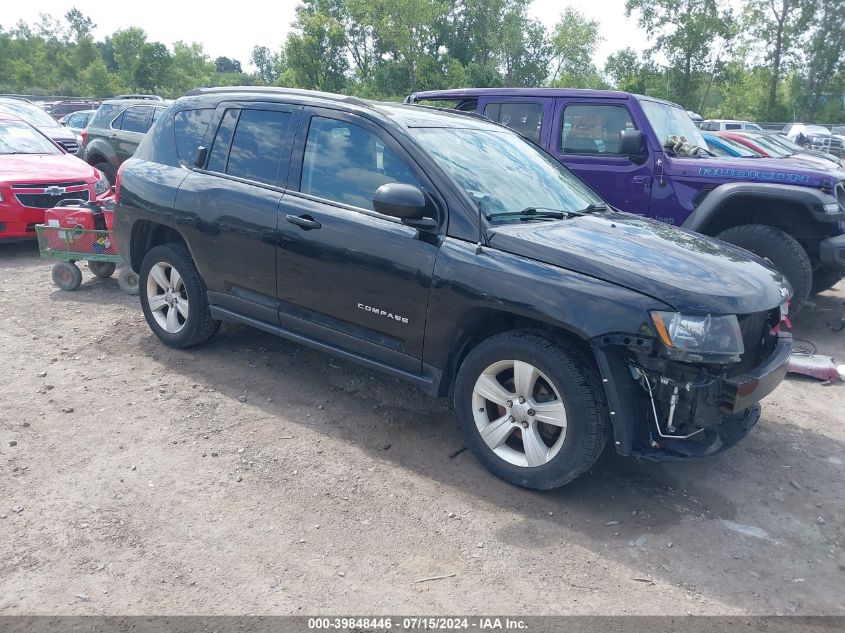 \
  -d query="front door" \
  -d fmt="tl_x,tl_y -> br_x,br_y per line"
550,99 -> 653,215
275,108 -> 441,373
